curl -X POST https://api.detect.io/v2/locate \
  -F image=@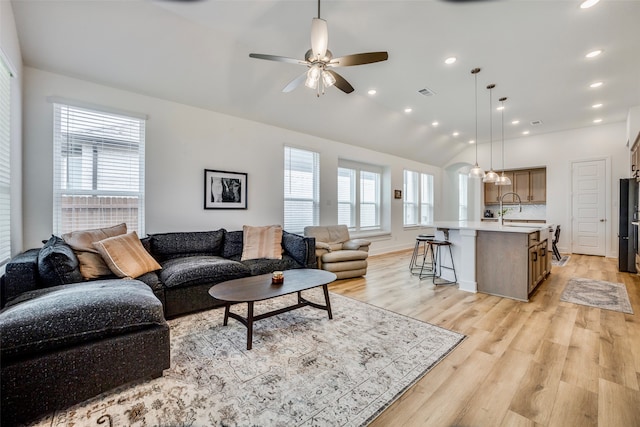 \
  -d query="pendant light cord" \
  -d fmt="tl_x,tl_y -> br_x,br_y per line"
488,84 -> 494,170
500,97 -> 507,170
